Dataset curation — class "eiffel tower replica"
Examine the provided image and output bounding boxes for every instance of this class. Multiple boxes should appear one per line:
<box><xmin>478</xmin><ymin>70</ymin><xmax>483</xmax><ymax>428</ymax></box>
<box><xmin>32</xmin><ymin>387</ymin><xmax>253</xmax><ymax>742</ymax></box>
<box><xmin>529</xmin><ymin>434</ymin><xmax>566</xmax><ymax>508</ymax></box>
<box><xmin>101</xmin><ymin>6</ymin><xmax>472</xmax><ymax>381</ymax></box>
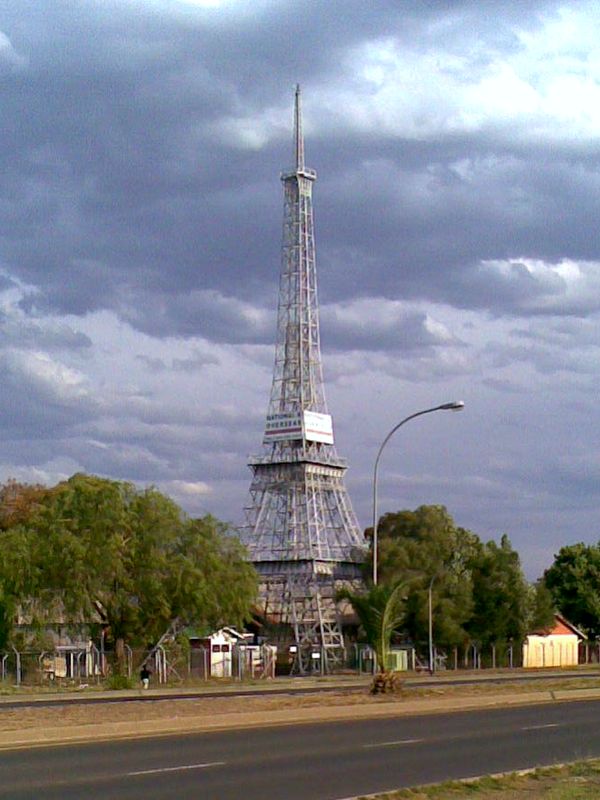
<box><xmin>240</xmin><ymin>86</ymin><xmax>366</xmax><ymax>674</ymax></box>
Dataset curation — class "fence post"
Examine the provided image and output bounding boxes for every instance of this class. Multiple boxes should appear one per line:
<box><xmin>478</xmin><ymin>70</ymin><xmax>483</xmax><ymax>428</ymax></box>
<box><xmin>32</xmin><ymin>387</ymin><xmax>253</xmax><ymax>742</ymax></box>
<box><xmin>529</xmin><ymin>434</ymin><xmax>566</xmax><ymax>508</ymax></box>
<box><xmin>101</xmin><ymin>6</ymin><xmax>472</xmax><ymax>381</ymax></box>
<box><xmin>124</xmin><ymin>644</ymin><xmax>133</xmax><ymax>678</ymax></box>
<box><xmin>12</xmin><ymin>646</ymin><xmax>21</xmax><ymax>686</ymax></box>
<box><xmin>89</xmin><ymin>644</ymin><xmax>101</xmax><ymax>683</ymax></box>
<box><xmin>38</xmin><ymin>652</ymin><xmax>47</xmax><ymax>685</ymax></box>
<box><xmin>156</xmin><ymin>645</ymin><xmax>167</xmax><ymax>683</ymax></box>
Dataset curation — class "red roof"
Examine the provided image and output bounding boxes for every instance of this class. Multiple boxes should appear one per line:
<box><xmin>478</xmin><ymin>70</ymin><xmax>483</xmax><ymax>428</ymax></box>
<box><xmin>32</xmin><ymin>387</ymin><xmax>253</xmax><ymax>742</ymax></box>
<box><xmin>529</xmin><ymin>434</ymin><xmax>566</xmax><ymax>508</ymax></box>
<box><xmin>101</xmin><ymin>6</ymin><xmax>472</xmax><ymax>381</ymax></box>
<box><xmin>530</xmin><ymin>613</ymin><xmax>585</xmax><ymax>639</ymax></box>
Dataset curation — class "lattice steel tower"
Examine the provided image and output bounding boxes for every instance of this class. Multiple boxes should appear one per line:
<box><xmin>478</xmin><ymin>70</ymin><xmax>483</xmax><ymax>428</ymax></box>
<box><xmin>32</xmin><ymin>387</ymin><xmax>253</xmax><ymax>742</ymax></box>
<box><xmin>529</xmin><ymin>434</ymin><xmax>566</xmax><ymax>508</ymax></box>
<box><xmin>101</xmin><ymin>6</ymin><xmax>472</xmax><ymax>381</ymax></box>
<box><xmin>240</xmin><ymin>86</ymin><xmax>366</xmax><ymax>673</ymax></box>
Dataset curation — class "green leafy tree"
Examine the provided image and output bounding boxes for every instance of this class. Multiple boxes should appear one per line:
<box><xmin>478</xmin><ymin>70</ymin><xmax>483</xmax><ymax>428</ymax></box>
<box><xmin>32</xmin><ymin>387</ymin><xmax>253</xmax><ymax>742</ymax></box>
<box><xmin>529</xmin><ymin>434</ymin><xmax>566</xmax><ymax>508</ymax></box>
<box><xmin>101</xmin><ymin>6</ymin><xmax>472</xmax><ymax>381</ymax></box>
<box><xmin>467</xmin><ymin>535</ymin><xmax>530</xmax><ymax>647</ymax></box>
<box><xmin>0</xmin><ymin>474</ymin><xmax>258</xmax><ymax>664</ymax></box>
<box><xmin>544</xmin><ymin>543</ymin><xmax>600</xmax><ymax>637</ymax></box>
<box><xmin>370</xmin><ymin>505</ymin><xmax>478</xmax><ymax>650</ymax></box>
<box><xmin>527</xmin><ymin>579</ymin><xmax>556</xmax><ymax>632</ymax></box>
<box><xmin>367</xmin><ymin>506</ymin><xmax>538</xmax><ymax>656</ymax></box>
<box><xmin>0</xmin><ymin>588</ymin><xmax>12</xmax><ymax>651</ymax></box>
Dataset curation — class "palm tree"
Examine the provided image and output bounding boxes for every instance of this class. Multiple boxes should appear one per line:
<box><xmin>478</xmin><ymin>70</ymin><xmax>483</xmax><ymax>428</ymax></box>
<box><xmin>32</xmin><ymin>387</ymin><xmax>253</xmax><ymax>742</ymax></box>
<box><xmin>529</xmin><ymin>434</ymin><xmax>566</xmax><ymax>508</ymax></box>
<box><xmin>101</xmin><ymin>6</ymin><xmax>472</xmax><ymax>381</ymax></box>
<box><xmin>338</xmin><ymin>580</ymin><xmax>410</xmax><ymax>693</ymax></box>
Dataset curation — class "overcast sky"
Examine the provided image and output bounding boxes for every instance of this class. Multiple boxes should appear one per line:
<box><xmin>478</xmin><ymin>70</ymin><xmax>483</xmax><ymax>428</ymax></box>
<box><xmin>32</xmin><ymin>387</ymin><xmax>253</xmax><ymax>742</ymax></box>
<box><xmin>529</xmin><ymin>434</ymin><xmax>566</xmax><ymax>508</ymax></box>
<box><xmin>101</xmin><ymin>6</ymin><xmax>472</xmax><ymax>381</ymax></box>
<box><xmin>1</xmin><ymin>0</ymin><xmax>599</xmax><ymax>577</ymax></box>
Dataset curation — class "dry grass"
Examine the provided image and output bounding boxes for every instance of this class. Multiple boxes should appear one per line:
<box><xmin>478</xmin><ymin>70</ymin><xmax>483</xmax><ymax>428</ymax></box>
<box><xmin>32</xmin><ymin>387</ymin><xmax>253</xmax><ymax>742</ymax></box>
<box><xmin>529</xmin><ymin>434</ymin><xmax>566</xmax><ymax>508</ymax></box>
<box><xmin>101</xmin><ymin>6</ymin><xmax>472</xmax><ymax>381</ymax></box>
<box><xmin>0</xmin><ymin>688</ymin><xmax>373</xmax><ymax>731</ymax></box>
<box><xmin>0</xmin><ymin>673</ymin><xmax>599</xmax><ymax>733</ymax></box>
<box><xmin>364</xmin><ymin>760</ymin><xmax>600</xmax><ymax>799</ymax></box>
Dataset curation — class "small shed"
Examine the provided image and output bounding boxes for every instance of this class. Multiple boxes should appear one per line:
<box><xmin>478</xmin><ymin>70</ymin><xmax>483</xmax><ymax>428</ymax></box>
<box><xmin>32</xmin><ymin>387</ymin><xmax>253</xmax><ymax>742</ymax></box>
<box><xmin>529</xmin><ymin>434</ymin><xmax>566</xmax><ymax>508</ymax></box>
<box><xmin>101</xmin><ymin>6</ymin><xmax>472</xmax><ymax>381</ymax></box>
<box><xmin>522</xmin><ymin>614</ymin><xmax>585</xmax><ymax>668</ymax></box>
<box><xmin>189</xmin><ymin>627</ymin><xmax>249</xmax><ymax>678</ymax></box>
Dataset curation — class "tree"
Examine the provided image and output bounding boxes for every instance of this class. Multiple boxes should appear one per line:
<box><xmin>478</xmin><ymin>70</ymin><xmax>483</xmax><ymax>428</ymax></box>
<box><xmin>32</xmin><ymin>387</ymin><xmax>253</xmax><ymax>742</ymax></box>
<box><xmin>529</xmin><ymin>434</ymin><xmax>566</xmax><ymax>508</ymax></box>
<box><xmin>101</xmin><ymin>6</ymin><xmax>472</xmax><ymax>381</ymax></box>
<box><xmin>338</xmin><ymin>580</ymin><xmax>411</xmax><ymax>693</ymax></box>
<box><xmin>467</xmin><ymin>535</ymin><xmax>530</xmax><ymax>648</ymax></box>
<box><xmin>0</xmin><ymin>474</ymin><xmax>258</xmax><ymax>664</ymax></box>
<box><xmin>544</xmin><ymin>543</ymin><xmax>600</xmax><ymax>637</ymax></box>
<box><xmin>366</xmin><ymin>506</ymin><xmax>539</xmax><ymax>659</ymax></box>
<box><xmin>0</xmin><ymin>480</ymin><xmax>47</xmax><ymax>531</ymax></box>
<box><xmin>527</xmin><ymin>579</ymin><xmax>556</xmax><ymax>633</ymax></box>
<box><xmin>369</xmin><ymin>505</ymin><xmax>478</xmax><ymax>650</ymax></box>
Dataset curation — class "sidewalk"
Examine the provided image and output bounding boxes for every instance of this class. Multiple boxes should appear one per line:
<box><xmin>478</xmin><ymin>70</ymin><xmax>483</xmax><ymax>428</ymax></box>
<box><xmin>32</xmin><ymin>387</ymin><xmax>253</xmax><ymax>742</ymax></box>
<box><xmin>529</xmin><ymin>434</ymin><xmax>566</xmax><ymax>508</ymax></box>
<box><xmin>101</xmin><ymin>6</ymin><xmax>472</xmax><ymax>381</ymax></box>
<box><xmin>2</xmin><ymin>682</ymin><xmax>600</xmax><ymax>752</ymax></box>
<box><xmin>2</xmin><ymin>667</ymin><xmax>596</xmax><ymax>707</ymax></box>
<box><xmin>0</xmin><ymin>674</ymin><xmax>370</xmax><ymax>706</ymax></box>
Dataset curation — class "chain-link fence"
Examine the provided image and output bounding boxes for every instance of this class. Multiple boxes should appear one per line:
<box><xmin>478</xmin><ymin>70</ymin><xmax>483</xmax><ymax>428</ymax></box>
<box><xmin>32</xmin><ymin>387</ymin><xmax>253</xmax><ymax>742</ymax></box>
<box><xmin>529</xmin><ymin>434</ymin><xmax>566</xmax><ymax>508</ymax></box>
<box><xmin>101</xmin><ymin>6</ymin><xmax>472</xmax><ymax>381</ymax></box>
<box><xmin>0</xmin><ymin>645</ymin><xmax>105</xmax><ymax>686</ymax></box>
<box><xmin>3</xmin><ymin>637</ymin><xmax>595</xmax><ymax>687</ymax></box>
<box><xmin>0</xmin><ymin>641</ymin><xmax>278</xmax><ymax>687</ymax></box>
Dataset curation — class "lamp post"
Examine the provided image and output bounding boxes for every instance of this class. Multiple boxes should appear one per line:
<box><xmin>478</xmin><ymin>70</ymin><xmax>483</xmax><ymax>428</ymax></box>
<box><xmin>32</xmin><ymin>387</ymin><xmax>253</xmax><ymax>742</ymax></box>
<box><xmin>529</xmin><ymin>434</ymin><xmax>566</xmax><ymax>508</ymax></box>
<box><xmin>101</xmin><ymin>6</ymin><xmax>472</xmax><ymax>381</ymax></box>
<box><xmin>372</xmin><ymin>401</ymin><xmax>464</xmax><ymax>586</ymax></box>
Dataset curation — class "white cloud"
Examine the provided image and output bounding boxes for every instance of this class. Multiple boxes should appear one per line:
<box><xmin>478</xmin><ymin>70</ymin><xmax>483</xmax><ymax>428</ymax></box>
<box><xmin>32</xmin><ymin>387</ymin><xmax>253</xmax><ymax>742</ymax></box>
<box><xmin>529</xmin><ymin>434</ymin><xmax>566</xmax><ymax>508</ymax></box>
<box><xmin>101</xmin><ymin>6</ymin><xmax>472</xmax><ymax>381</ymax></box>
<box><xmin>5</xmin><ymin>349</ymin><xmax>89</xmax><ymax>400</ymax></box>
<box><xmin>301</xmin><ymin>5</ymin><xmax>600</xmax><ymax>145</ymax></box>
<box><xmin>166</xmin><ymin>479</ymin><xmax>212</xmax><ymax>496</ymax></box>
<box><xmin>0</xmin><ymin>31</ymin><xmax>26</xmax><ymax>71</ymax></box>
<box><xmin>0</xmin><ymin>459</ymin><xmax>81</xmax><ymax>488</ymax></box>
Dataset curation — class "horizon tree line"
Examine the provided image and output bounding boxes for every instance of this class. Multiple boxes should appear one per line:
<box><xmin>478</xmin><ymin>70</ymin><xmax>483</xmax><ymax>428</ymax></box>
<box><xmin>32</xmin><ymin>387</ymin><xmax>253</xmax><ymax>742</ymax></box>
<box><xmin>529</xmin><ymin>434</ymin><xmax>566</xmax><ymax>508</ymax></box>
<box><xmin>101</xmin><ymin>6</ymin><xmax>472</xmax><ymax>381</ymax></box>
<box><xmin>0</xmin><ymin>475</ymin><xmax>598</xmax><ymax>663</ymax></box>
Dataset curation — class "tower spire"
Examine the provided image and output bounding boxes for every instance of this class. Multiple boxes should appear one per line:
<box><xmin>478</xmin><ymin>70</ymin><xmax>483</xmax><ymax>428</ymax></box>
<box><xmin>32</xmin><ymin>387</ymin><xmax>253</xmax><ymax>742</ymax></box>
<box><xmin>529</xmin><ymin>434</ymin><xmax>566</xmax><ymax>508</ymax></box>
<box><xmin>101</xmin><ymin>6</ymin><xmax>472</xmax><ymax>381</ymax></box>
<box><xmin>294</xmin><ymin>83</ymin><xmax>304</xmax><ymax>171</ymax></box>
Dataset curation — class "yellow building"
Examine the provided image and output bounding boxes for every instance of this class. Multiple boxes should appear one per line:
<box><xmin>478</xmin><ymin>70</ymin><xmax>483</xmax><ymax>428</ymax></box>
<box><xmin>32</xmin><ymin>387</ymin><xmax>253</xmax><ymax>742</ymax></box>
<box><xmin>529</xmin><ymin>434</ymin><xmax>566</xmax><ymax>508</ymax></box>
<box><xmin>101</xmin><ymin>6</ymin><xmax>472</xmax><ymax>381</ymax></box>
<box><xmin>522</xmin><ymin>614</ymin><xmax>584</xmax><ymax>668</ymax></box>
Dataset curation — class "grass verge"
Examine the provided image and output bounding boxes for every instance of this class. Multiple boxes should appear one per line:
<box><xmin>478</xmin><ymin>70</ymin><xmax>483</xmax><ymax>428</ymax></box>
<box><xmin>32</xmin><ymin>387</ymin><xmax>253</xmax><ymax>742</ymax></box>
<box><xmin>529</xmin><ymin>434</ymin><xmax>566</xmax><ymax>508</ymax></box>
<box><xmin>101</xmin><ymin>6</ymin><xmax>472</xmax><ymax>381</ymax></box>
<box><xmin>362</xmin><ymin>759</ymin><xmax>600</xmax><ymax>799</ymax></box>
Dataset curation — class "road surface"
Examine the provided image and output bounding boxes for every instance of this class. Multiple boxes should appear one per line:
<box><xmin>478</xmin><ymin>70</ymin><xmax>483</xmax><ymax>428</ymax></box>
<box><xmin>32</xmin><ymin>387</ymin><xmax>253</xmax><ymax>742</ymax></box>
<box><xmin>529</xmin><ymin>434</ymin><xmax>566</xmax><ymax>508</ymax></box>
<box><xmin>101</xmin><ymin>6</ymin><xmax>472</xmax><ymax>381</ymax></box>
<box><xmin>2</xmin><ymin>698</ymin><xmax>600</xmax><ymax>799</ymax></box>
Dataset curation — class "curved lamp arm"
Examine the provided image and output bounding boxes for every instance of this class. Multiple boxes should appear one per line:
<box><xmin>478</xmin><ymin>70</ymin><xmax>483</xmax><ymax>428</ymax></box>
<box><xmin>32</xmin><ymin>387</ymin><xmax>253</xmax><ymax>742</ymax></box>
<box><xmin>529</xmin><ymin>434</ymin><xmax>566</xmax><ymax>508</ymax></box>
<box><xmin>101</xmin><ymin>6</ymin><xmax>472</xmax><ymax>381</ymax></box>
<box><xmin>372</xmin><ymin>401</ymin><xmax>464</xmax><ymax>585</ymax></box>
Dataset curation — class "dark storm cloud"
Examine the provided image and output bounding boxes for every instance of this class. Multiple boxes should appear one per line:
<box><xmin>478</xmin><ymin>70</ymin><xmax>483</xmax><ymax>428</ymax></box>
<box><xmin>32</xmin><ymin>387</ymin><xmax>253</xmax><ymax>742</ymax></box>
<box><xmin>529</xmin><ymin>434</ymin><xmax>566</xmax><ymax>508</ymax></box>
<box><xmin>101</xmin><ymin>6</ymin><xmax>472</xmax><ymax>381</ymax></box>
<box><xmin>1</xmin><ymin>0</ymin><xmax>594</xmax><ymax>342</ymax></box>
<box><xmin>315</xmin><ymin>144</ymin><xmax>600</xmax><ymax>312</ymax></box>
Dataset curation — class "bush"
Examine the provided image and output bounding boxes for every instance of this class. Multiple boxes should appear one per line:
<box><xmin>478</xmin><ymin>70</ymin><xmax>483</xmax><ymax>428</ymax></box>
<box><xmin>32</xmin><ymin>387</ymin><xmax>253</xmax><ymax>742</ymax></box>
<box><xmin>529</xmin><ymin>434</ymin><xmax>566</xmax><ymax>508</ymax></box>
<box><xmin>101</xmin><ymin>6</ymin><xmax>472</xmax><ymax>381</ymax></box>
<box><xmin>106</xmin><ymin>674</ymin><xmax>134</xmax><ymax>690</ymax></box>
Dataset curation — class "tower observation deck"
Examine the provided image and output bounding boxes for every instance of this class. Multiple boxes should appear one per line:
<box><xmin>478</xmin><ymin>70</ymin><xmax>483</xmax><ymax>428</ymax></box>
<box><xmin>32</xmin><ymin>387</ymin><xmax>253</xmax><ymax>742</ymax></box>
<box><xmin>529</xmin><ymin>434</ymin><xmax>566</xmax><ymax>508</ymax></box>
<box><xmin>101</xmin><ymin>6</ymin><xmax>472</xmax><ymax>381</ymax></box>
<box><xmin>239</xmin><ymin>86</ymin><xmax>367</xmax><ymax>673</ymax></box>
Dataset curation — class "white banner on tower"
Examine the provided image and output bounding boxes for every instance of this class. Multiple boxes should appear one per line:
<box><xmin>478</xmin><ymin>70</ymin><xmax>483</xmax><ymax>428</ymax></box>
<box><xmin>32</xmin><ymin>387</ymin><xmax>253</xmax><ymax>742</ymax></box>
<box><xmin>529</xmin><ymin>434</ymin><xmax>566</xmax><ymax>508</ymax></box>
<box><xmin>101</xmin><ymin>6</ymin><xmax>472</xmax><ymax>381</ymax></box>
<box><xmin>303</xmin><ymin>410</ymin><xmax>334</xmax><ymax>444</ymax></box>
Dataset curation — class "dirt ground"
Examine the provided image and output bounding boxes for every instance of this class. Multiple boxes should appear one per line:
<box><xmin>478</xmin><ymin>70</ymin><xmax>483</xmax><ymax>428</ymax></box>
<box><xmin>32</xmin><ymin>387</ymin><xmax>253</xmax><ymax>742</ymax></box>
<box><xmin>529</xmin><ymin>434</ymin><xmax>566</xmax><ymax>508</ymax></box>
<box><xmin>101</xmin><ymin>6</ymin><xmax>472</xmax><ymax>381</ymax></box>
<box><xmin>0</xmin><ymin>688</ymin><xmax>379</xmax><ymax>731</ymax></box>
<box><xmin>1</xmin><ymin>676</ymin><xmax>599</xmax><ymax>733</ymax></box>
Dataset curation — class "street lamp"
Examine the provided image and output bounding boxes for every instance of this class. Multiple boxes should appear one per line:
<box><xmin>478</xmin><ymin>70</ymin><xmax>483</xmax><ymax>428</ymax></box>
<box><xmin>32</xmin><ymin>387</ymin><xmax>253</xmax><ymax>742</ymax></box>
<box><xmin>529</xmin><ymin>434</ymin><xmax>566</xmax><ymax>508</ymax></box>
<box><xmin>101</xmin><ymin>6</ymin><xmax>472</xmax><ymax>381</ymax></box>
<box><xmin>371</xmin><ymin>401</ymin><xmax>464</xmax><ymax>586</ymax></box>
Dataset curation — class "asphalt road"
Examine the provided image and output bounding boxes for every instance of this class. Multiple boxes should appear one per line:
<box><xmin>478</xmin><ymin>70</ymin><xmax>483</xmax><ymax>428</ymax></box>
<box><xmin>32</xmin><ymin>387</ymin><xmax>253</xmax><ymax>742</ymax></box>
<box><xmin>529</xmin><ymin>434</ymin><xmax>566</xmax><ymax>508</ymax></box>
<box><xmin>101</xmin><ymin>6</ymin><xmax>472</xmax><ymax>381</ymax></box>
<box><xmin>2</xmin><ymin>699</ymin><xmax>600</xmax><ymax>799</ymax></box>
<box><xmin>0</xmin><ymin>701</ymin><xmax>600</xmax><ymax>800</ymax></box>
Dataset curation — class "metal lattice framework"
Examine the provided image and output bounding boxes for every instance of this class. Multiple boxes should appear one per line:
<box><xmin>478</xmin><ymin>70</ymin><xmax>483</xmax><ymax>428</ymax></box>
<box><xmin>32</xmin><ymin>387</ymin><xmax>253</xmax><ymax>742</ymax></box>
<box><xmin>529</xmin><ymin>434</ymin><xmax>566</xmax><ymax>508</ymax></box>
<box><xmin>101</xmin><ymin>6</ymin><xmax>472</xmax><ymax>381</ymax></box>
<box><xmin>239</xmin><ymin>86</ymin><xmax>367</xmax><ymax>673</ymax></box>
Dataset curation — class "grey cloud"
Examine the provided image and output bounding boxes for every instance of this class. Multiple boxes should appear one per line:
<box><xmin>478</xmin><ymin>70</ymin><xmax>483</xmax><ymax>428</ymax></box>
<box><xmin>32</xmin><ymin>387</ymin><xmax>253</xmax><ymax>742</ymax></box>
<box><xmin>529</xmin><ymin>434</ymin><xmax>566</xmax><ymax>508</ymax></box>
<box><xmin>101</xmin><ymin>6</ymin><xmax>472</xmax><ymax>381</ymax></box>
<box><xmin>481</xmin><ymin>378</ymin><xmax>529</xmax><ymax>394</ymax></box>
<box><xmin>321</xmin><ymin>300</ymin><xmax>459</xmax><ymax>352</ymax></box>
<box><xmin>0</xmin><ymin>351</ymin><xmax>96</xmax><ymax>443</ymax></box>
<box><xmin>456</xmin><ymin>259</ymin><xmax>600</xmax><ymax>318</ymax></box>
<box><xmin>172</xmin><ymin>349</ymin><xmax>220</xmax><ymax>371</ymax></box>
<box><xmin>1</xmin><ymin>0</ymin><xmax>595</xmax><ymax>337</ymax></box>
<box><xmin>135</xmin><ymin>355</ymin><xmax>167</xmax><ymax>372</ymax></box>
<box><xmin>483</xmin><ymin>337</ymin><xmax>600</xmax><ymax>376</ymax></box>
<box><xmin>0</xmin><ymin>313</ymin><xmax>92</xmax><ymax>351</ymax></box>
<box><xmin>123</xmin><ymin>289</ymin><xmax>272</xmax><ymax>342</ymax></box>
